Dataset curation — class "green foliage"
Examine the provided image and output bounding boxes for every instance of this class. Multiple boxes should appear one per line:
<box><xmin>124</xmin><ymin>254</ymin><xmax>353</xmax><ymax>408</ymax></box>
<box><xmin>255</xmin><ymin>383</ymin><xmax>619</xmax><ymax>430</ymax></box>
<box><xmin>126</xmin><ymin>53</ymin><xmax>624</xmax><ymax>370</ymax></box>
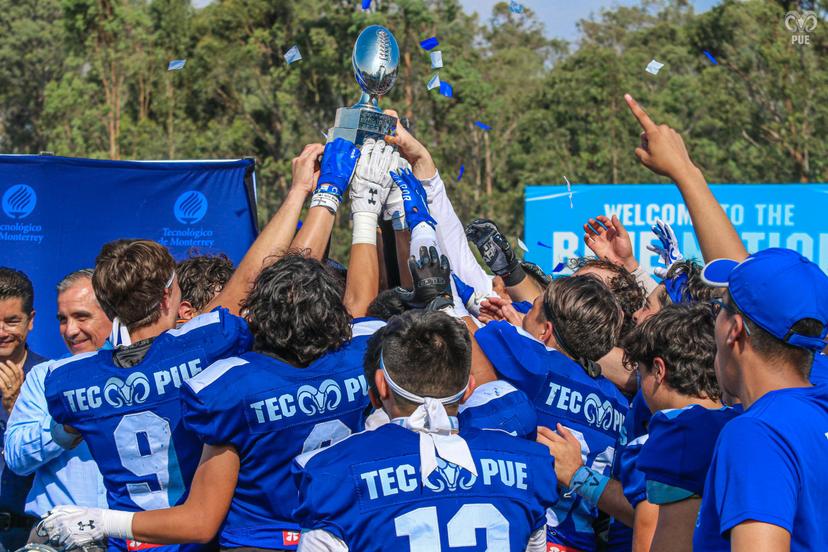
<box><xmin>0</xmin><ymin>0</ymin><xmax>825</xmax><ymax>261</ymax></box>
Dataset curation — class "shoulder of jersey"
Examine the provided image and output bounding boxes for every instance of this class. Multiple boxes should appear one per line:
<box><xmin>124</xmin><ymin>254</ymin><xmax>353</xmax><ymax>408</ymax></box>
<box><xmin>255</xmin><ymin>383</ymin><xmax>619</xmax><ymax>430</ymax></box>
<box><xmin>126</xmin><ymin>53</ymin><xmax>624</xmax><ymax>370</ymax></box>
<box><xmin>464</xmin><ymin>425</ymin><xmax>549</xmax><ymax>458</ymax></box>
<box><xmin>295</xmin><ymin>425</ymin><xmax>390</xmax><ymax>471</ymax></box>
<box><xmin>350</xmin><ymin>317</ymin><xmax>386</xmax><ymax>338</ymax></box>
<box><xmin>166</xmin><ymin>309</ymin><xmax>224</xmax><ymax>338</ymax></box>
<box><xmin>650</xmin><ymin>404</ymin><xmax>737</xmax><ymax>436</ymax></box>
<box><xmin>46</xmin><ymin>351</ymin><xmax>101</xmax><ymax>374</ymax></box>
<box><xmin>186</xmin><ymin>356</ymin><xmax>249</xmax><ymax>394</ymax></box>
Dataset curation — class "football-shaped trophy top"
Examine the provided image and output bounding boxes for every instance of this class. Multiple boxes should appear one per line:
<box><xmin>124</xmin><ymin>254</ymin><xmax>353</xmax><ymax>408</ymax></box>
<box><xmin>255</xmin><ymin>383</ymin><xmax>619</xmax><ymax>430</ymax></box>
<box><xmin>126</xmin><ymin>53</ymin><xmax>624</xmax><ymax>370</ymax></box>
<box><xmin>352</xmin><ymin>25</ymin><xmax>400</xmax><ymax>100</ymax></box>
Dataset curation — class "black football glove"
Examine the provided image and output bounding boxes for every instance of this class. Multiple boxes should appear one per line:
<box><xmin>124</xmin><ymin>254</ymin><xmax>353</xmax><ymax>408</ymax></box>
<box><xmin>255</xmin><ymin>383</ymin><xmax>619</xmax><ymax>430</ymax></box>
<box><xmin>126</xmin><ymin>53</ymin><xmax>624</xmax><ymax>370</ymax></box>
<box><xmin>464</xmin><ymin>218</ymin><xmax>524</xmax><ymax>284</ymax></box>
<box><xmin>393</xmin><ymin>246</ymin><xmax>453</xmax><ymax>310</ymax></box>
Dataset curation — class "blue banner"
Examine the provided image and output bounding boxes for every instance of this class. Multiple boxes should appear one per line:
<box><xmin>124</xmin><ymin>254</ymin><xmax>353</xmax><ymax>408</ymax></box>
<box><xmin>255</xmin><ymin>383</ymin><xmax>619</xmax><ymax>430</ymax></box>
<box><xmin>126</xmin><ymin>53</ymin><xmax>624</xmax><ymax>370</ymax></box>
<box><xmin>524</xmin><ymin>183</ymin><xmax>828</xmax><ymax>276</ymax></box>
<box><xmin>0</xmin><ymin>155</ymin><xmax>258</xmax><ymax>358</ymax></box>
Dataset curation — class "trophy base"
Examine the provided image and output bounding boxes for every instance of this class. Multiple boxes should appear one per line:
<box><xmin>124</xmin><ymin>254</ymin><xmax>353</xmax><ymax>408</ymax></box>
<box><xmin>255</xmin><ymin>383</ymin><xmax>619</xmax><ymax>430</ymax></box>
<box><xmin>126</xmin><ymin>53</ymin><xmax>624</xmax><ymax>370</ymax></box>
<box><xmin>328</xmin><ymin>106</ymin><xmax>398</xmax><ymax>146</ymax></box>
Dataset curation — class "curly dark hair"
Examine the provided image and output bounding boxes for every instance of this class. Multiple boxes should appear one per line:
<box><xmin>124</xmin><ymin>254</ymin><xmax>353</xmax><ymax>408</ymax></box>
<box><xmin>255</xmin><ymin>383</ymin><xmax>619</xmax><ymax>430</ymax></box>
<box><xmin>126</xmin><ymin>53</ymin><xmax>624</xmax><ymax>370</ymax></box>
<box><xmin>570</xmin><ymin>257</ymin><xmax>645</xmax><ymax>339</ymax></box>
<box><xmin>543</xmin><ymin>275</ymin><xmax>624</xmax><ymax>363</ymax></box>
<box><xmin>367</xmin><ymin>310</ymin><xmax>471</xmax><ymax>411</ymax></box>
<box><xmin>177</xmin><ymin>254</ymin><xmax>234</xmax><ymax>312</ymax></box>
<box><xmin>656</xmin><ymin>259</ymin><xmax>722</xmax><ymax>308</ymax></box>
<box><xmin>367</xmin><ymin>289</ymin><xmax>409</xmax><ymax>320</ymax></box>
<box><xmin>622</xmin><ymin>303</ymin><xmax>720</xmax><ymax>401</ymax></box>
<box><xmin>242</xmin><ymin>253</ymin><xmax>351</xmax><ymax>367</ymax></box>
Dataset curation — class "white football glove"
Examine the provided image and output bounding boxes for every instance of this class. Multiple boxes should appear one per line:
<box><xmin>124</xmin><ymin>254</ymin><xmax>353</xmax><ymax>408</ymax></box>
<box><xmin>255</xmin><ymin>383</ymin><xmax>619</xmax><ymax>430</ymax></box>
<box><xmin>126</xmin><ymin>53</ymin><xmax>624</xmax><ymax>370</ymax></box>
<box><xmin>383</xmin><ymin>157</ymin><xmax>410</xmax><ymax>230</ymax></box>
<box><xmin>646</xmin><ymin>218</ymin><xmax>684</xmax><ymax>279</ymax></box>
<box><xmin>350</xmin><ymin>138</ymin><xmax>398</xmax><ymax>217</ymax></box>
<box><xmin>39</xmin><ymin>506</ymin><xmax>133</xmax><ymax>550</ymax></box>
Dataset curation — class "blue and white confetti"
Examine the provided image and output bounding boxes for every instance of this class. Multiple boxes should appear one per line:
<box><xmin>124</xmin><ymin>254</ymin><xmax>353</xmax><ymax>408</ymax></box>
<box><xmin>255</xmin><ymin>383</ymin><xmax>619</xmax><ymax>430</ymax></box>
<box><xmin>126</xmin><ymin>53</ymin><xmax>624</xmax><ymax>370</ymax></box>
<box><xmin>284</xmin><ymin>45</ymin><xmax>302</xmax><ymax>65</ymax></box>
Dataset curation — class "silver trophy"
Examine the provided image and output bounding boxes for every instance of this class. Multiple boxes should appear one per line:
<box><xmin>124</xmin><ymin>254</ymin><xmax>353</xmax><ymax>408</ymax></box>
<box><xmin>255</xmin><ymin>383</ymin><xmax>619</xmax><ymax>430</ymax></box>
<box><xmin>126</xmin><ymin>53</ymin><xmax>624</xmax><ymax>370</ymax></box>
<box><xmin>328</xmin><ymin>25</ymin><xmax>400</xmax><ymax>145</ymax></box>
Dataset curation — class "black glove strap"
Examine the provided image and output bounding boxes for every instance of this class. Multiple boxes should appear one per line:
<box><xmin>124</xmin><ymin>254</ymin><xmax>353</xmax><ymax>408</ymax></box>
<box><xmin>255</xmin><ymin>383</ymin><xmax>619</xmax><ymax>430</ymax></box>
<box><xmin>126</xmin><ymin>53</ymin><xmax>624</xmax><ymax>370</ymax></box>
<box><xmin>503</xmin><ymin>264</ymin><xmax>527</xmax><ymax>287</ymax></box>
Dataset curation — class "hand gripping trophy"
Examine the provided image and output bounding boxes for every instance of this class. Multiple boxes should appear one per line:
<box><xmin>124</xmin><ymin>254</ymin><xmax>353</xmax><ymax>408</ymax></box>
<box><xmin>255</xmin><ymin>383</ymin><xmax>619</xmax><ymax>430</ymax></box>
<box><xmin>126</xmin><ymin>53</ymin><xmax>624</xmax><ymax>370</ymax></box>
<box><xmin>327</xmin><ymin>25</ymin><xmax>400</xmax><ymax>145</ymax></box>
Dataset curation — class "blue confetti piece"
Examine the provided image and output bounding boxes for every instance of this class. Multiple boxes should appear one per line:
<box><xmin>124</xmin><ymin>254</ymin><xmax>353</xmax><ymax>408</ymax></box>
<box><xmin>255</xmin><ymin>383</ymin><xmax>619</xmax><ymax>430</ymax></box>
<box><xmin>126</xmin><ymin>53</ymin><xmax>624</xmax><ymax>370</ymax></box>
<box><xmin>703</xmin><ymin>50</ymin><xmax>718</xmax><ymax>65</ymax></box>
<box><xmin>552</xmin><ymin>262</ymin><xmax>566</xmax><ymax>273</ymax></box>
<box><xmin>457</xmin><ymin>164</ymin><xmax>464</xmax><ymax>181</ymax></box>
<box><xmin>509</xmin><ymin>0</ymin><xmax>524</xmax><ymax>14</ymax></box>
<box><xmin>420</xmin><ymin>37</ymin><xmax>439</xmax><ymax>51</ymax></box>
<box><xmin>536</xmin><ymin>241</ymin><xmax>553</xmax><ymax>249</ymax></box>
<box><xmin>167</xmin><ymin>59</ymin><xmax>186</xmax><ymax>71</ymax></box>
<box><xmin>283</xmin><ymin>45</ymin><xmax>302</xmax><ymax>65</ymax></box>
<box><xmin>361</xmin><ymin>0</ymin><xmax>371</xmax><ymax>9</ymax></box>
<box><xmin>296</xmin><ymin>220</ymin><xmax>303</xmax><ymax>230</ymax></box>
<box><xmin>474</xmin><ymin>121</ymin><xmax>491</xmax><ymax>131</ymax></box>
<box><xmin>439</xmin><ymin>81</ymin><xmax>453</xmax><ymax>98</ymax></box>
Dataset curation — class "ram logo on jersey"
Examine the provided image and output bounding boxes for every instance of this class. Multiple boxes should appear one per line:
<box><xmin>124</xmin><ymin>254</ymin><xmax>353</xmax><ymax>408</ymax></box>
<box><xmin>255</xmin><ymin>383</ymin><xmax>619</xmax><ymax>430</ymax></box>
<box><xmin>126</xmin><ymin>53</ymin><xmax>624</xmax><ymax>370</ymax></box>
<box><xmin>104</xmin><ymin>373</ymin><xmax>152</xmax><ymax>407</ymax></box>
<box><xmin>297</xmin><ymin>379</ymin><xmax>342</xmax><ymax>415</ymax></box>
<box><xmin>425</xmin><ymin>458</ymin><xmax>477</xmax><ymax>492</ymax></box>
<box><xmin>248</xmin><ymin>375</ymin><xmax>368</xmax><ymax>425</ymax></box>
<box><xmin>544</xmin><ymin>382</ymin><xmax>626</xmax><ymax>438</ymax></box>
<box><xmin>61</xmin><ymin>359</ymin><xmax>204</xmax><ymax>413</ymax></box>
<box><xmin>359</xmin><ymin>457</ymin><xmax>528</xmax><ymax>501</ymax></box>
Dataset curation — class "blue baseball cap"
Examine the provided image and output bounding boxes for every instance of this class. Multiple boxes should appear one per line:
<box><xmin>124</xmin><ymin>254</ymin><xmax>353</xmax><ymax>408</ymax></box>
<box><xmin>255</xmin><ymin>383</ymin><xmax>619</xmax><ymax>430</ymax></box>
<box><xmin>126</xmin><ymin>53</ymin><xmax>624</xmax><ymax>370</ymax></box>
<box><xmin>701</xmin><ymin>248</ymin><xmax>828</xmax><ymax>351</ymax></box>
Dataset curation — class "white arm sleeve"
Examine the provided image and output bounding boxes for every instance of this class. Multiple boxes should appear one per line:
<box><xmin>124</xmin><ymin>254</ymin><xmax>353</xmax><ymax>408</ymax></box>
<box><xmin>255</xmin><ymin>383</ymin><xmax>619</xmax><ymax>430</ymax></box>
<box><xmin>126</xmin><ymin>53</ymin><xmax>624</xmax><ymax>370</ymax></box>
<box><xmin>421</xmin><ymin>170</ymin><xmax>492</xmax><ymax>296</ymax></box>
<box><xmin>632</xmin><ymin>265</ymin><xmax>659</xmax><ymax>296</ymax></box>
<box><xmin>298</xmin><ymin>529</ymin><xmax>349</xmax><ymax>552</ymax></box>
<box><xmin>525</xmin><ymin>527</ymin><xmax>547</xmax><ymax>552</ymax></box>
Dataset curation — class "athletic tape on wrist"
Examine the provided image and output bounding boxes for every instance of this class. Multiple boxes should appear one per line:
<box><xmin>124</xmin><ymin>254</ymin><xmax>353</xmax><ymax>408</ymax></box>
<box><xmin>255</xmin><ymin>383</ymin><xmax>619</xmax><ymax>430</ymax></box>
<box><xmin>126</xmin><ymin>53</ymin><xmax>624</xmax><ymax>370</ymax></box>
<box><xmin>565</xmin><ymin>465</ymin><xmax>610</xmax><ymax>507</ymax></box>
<box><xmin>352</xmin><ymin>212</ymin><xmax>379</xmax><ymax>245</ymax></box>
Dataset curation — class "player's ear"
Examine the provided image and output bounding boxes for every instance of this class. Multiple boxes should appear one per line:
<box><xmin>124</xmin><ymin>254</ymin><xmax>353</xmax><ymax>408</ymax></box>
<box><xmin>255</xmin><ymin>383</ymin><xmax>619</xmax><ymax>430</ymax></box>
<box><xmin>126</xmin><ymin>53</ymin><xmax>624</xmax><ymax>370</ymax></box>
<box><xmin>540</xmin><ymin>320</ymin><xmax>554</xmax><ymax>345</ymax></box>
<box><xmin>368</xmin><ymin>384</ymin><xmax>383</xmax><ymax>409</ymax></box>
<box><xmin>461</xmin><ymin>374</ymin><xmax>476</xmax><ymax>404</ymax></box>
<box><xmin>178</xmin><ymin>300</ymin><xmax>197</xmax><ymax>321</ymax></box>
<box><xmin>652</xmin><ymin>357</ymin><xmax>667</xmax><ymax>384</ymax></box>
<box><xmin>374</xmin><ymin>370</ymin><xmax>390</xmax><ymax>401</ymax></box>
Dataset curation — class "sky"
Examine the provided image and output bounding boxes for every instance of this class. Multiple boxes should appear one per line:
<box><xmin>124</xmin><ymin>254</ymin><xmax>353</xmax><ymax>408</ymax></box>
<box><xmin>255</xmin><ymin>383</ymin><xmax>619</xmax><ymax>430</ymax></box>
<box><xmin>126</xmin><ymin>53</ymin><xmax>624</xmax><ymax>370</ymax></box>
<box><xmin>191</xmin><ymin>0</ymin><xmax>722</xmax><ymax>42</ymax></box>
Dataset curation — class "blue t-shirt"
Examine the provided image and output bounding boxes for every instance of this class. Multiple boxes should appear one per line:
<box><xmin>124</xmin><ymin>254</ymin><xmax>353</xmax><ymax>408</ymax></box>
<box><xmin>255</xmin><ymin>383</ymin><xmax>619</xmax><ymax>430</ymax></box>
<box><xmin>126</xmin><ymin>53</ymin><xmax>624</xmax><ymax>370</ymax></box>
<box><xmin>475</xmin><ymin>321</ymin><xmax>629</xmax><ymax>552</ymax></box>
<box><xmin>45</xmin><ymin>309</ymin><xmax>252</xmax><ymax>552</ymax></box>
<box><xmin>181</xmin><ymin>318</ymin><xmax>383</xmax><ymax>550</ymax></box>
<box><xmin>811</xmin><ymin>353</ymin><xmax>828</xmax><ymax>386</ymax></box>
<box><xmin>694</xmin><ymin>386</ymin><xmax>828</xmax><ymax>551</ymax></box>
<box><xmin>458</xmin><ymin>380</ymin><xmax>538</xmax><ymax>440</ymax></box>
<box><xmin>292</xmin><ymin>422</ymin><xmax>558</xmax><ymax>551</ymax></box>
<box><xmin>638</xmin><ymin>405</ymin><xmax>739</xmax><ymax>504</ymax></box>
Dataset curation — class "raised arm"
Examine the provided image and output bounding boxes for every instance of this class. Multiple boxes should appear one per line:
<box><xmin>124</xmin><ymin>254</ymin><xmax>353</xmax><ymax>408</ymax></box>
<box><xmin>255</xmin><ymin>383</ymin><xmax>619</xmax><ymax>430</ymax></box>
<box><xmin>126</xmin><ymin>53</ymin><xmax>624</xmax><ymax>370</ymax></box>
<box><xmin>384</xmin><ymin>110</ymin><xmax>493</xmax><ymax>295</ymax></box>
<box><xmin>205</xmin><ymin>144</ymin><xmax>324</xmax><ymax>315</ymax></box>
<box><xmin>624</xmin><ymin>94</ymin><xmax>747</xmax><ymax>262</ymax></box>
<box><xmin>342</xmin><ymin>139</ymin><xmax>396</xmax><ymax>317</ymax></box>
<box><xmin>291</xmin><ymin>139</ymin><xmax>360</xmax><ymax>260</ymax></box>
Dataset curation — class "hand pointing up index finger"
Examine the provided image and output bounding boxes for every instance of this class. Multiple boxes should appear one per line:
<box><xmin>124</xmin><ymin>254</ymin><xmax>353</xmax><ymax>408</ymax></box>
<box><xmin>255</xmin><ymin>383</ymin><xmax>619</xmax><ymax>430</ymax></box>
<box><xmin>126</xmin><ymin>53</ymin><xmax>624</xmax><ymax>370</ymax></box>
<box><xmin>624</xmin><ymin>93</ymin><xmax>657</xmax><ymax>133</ymax></box>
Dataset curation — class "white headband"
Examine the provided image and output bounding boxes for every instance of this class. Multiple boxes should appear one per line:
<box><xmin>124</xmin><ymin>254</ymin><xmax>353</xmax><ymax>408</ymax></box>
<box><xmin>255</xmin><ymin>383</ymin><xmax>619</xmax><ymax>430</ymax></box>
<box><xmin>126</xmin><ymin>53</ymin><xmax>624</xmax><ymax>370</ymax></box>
<box><xmin>380</xmin><ymin>350</ymin><xmax>477</xmax><ymax>485</ymax></box>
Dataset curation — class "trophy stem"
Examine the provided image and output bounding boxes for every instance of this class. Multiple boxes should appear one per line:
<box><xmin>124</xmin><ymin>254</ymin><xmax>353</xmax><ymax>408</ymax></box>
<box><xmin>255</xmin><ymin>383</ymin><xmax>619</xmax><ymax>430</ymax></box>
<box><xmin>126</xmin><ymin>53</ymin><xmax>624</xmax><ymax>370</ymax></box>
<box><xmin>353</xmin><ymin>91</ymin><xmax>382</xmax><ymax>113</ymax></box>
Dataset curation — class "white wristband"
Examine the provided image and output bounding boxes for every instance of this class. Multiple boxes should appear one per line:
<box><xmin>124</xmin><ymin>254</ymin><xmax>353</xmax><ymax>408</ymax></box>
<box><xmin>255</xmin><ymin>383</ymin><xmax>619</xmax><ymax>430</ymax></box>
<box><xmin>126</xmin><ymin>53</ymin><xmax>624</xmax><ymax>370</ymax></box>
<box><xmin>632</xmin><ymin>265</ymin><xmax>659</xmax><ymax>296</ymax></box>
<box><xmin>103</xmin><ymin>509</ymin><xmax>135</xmax><ymax>540</ymax></box>
<box><xmin>352</xmin><ymin>212</ymin><xmax>379</xmax><ymax>245</ymax></box>
<box><xmin>310</xmin><ymin>192</ymin><xmax>340</xmax><ymax>214</ymax></box>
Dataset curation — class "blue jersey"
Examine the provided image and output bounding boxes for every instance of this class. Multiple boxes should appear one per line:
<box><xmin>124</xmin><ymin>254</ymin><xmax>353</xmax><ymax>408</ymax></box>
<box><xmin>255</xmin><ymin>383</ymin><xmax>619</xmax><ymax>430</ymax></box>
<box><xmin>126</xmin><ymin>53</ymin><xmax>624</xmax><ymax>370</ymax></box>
<box><xmin>475</xmin><ymin>321</ymin><xmax>628</xmax><ymax>552</ymax></box>
<box><xmin>694</xmin><ymin>386</ymin><xmax>828</xmax><ymax>551</ymax></box>
<box><xmin>605</xmin><ymin>391</ymin><xmax>651</xmax><ymax>552</ymax></box>
<box><xmin>45</xmin><ymin>309</ymin><xmax>252</xmax><ymax>552</ymax></box>
<box><xmin>458</xmin><ymin>380</ymin><xmax>538</xmax><ymax>440</ymax></box>
<box><xmin>638</xmin><ymin>405</ymin><xmax>739</xmax><ymax>505</ymax></box>
<box><xmin>811</xmin><ymin>353</ymin><xmax>828</xmax><ymax>386</ymax></box>
<box><xmin>181</xmin><ymin>318</ymin><xmax>382</xmax><ymax>550</ymax></box>
<box><xmin>292</xmin><ymin>421</ymin><xmax>558</xmax><ymax>551</ymax></box>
